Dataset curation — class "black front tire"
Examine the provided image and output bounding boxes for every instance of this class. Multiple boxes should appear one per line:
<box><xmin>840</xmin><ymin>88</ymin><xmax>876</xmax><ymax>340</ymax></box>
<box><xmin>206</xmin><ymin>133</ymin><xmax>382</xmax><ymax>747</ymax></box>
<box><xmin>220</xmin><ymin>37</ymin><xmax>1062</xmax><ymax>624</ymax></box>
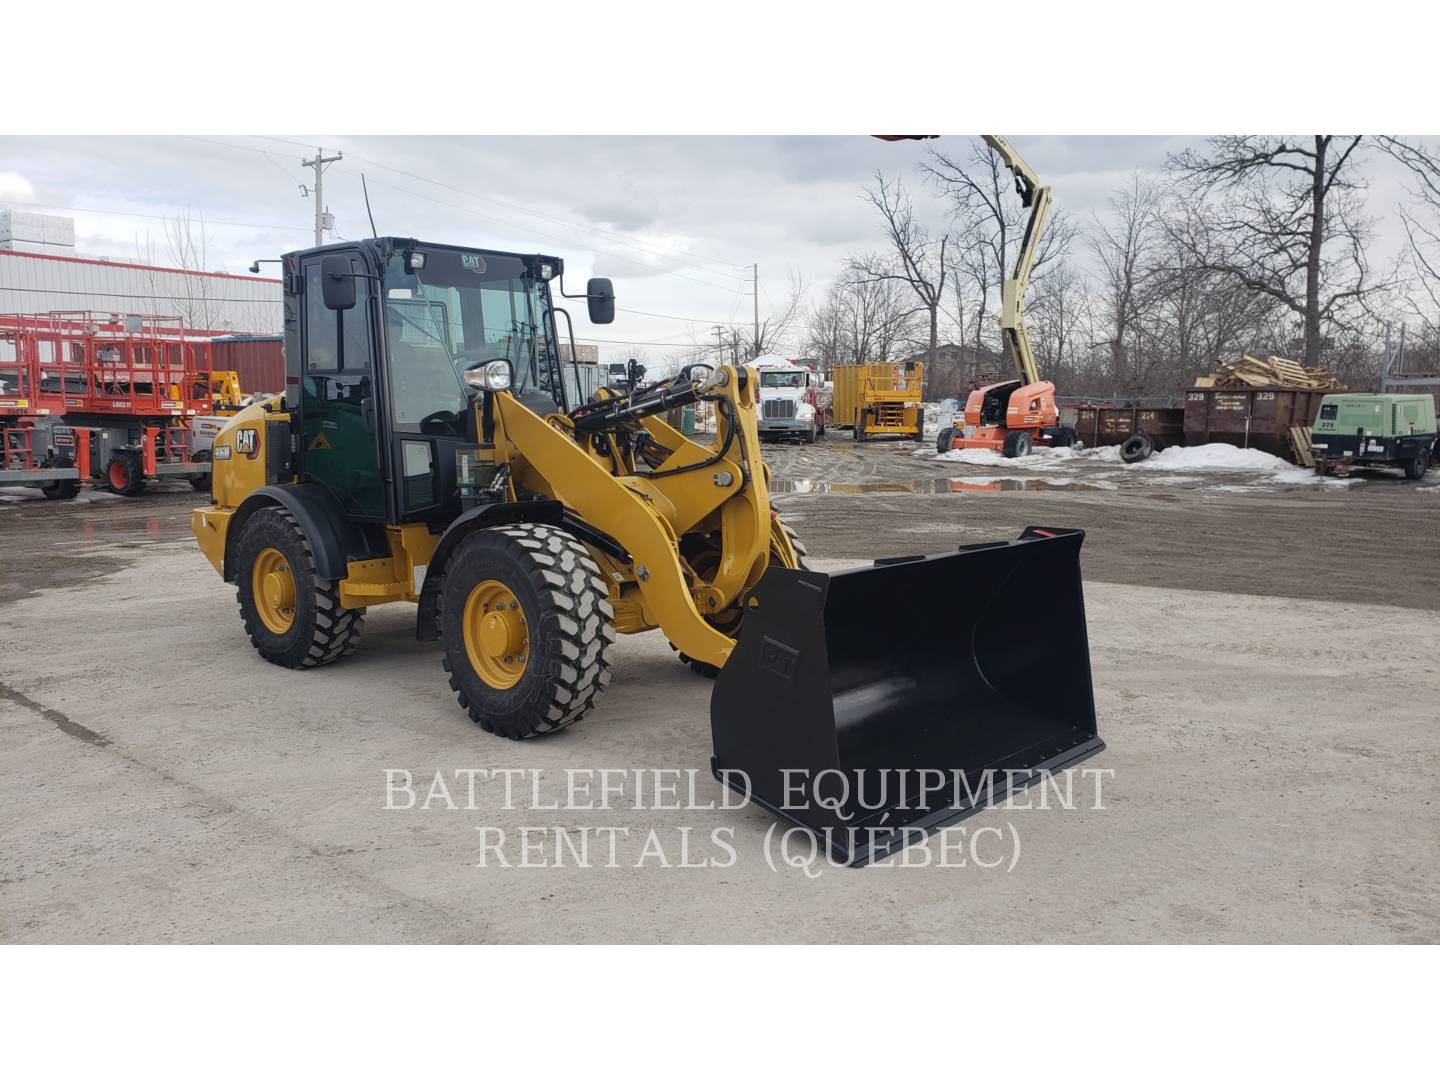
<box><xmin>234</xmin><ymin>506</ymin><xmax>364</xmax><ymax>669</ymax></box>
<box><xmin>679</xmin><ymin>518</ymin><xmax>810</xmax><ymax>678</ymax></box>
<box><xmin>1002</xmin><ymin>430</ymin><xmax>1033</xmax><ymax>458</ymax></box>
<box><xmin>441</xmin><ymin>524</ymin><xmax>615</xmax><ymax>739</ymax></box>
<box><xmin>936</xmin><ymin>426</ymin><xmax>957</xmax><ymax>454</ymax></box>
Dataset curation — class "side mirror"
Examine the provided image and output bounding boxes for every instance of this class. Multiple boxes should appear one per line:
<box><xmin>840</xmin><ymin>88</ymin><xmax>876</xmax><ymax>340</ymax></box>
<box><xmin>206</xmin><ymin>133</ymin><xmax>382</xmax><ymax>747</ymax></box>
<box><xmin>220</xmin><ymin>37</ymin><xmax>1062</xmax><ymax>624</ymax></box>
<box><xmin>586</xmin><ymin>277</ymin><xmax>615</xmax><ymax>325</ymax></box>
<box><xmin>321</xmin><ymin>254</ymin><xmax>356</xmax><ymax>311</ymax></box>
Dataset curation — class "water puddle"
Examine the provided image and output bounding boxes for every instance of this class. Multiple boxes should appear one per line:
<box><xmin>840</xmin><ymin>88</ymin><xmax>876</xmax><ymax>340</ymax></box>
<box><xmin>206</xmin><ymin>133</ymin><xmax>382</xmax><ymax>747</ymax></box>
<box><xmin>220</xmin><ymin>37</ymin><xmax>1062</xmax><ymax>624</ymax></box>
<box><xmin>770</xmin><ymin>477</ymin><xmax>1099</xmax><ymax>494</ymax></box>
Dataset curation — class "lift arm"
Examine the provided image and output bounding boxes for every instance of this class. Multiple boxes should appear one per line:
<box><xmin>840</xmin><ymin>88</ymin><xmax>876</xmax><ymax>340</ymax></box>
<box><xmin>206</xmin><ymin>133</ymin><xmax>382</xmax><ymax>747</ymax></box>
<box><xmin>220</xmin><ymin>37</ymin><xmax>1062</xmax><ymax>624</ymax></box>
<box><xmin>874</xmin><ymin>134</ymin><xmax>1051</xmax><ymax>387</ymax></box>
<box><xmin>981</xmin><ymin>135</ymin><xmax>1050</xmax><ymax>388</ymax></box>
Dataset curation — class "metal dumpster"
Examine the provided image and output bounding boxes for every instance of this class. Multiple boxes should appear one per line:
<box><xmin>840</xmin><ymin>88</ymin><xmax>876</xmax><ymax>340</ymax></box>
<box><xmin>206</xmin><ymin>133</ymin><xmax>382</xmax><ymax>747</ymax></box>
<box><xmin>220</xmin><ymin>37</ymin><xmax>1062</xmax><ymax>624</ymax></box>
<box><xmin>1183</xmin><ymin>388</ymin><xmax>1329</xmax><ymax>459</ymax></box>
<box><xmin>1073</xmin><ymin>404</ymin><xmax>1185</xmax><ymax>449</ymax></box>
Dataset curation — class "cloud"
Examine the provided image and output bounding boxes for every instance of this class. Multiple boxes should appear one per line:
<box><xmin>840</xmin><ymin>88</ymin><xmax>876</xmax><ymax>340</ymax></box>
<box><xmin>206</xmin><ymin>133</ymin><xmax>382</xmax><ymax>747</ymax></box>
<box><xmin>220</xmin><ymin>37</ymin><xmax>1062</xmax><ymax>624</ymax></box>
<box><xmin>1</xmin><ymin>134</ymin><xmax>1430</xmax><ymax>362</ymax></box>
<box><xmin>0</xmin><ymin>171</ymin><xmax>36</xmax><ymax>201</ymax></box>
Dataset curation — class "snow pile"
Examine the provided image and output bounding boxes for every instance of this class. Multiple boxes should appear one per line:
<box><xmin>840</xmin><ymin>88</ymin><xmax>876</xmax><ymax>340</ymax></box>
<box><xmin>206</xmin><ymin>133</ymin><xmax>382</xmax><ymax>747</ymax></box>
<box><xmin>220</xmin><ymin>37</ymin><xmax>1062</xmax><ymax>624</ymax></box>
<box><xmin>936</xmin><ymin>445</ymin><xmax>1084</xmax><ymax>469</ymax></box>
<box><xmin>1101</xmin><ymin>443</ymin><xmax>1298</xmax><ymax>473</ymax></box>
<box><xmin>923</xmin><ymin>399</ymin><xmax>963</xmax><ymax>435</ymax></box>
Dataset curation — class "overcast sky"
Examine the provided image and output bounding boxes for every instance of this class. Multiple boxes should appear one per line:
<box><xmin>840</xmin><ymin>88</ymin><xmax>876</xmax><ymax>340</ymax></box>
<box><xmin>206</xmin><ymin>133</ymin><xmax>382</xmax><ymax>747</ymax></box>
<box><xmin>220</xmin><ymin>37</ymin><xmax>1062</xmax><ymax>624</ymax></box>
<box><xmin>0</xmin><ymin>135</ymin><xmax>1426</xmax><ymax>362</ymax></box>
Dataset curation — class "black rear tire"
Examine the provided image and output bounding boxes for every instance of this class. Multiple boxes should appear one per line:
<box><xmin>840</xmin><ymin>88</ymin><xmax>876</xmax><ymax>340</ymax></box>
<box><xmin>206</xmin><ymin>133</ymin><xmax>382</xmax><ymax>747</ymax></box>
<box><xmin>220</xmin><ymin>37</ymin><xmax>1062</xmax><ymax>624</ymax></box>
<box><xmin>189</xmin><ymin>450</ymin><xmax>212</xmax><ymax>493</ymax></box>
<box><xmin>234</xmin><ymin>506</ymin><xmax>364</xmax><ymax>669</ymax></box>
<box><xmin>1404</xmin><ymin>450</ymin><xmax>1429</xmax><ymax>481</ymax></box>
<box><xmin>40</xmin><ymin>479</ymin><xmax>80</xmax><ymax>500</ymax></box>
<box><xmin>1120</xmin><ymin>434</ymin><xmax>1154</xmax><ymax>464</ymax></box>
<box><xmin>441</xmin><ymin>523</ymin><xmax>615</xmax><ymax>739</ymax></box>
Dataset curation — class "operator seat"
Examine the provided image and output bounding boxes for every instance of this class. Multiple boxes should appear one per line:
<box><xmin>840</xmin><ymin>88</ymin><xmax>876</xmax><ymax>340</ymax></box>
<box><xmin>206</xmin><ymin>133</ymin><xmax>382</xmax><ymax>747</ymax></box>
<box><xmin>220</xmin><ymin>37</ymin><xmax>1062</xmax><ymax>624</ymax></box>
<box><xmin>385</xmin><ymin>307</ymin><xmax>467</xmax><ymax>431</ymax></box>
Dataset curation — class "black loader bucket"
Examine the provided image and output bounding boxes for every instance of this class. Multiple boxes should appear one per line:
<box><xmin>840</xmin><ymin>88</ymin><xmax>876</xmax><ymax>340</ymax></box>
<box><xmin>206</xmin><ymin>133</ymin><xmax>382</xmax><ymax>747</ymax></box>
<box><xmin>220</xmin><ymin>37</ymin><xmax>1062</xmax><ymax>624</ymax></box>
<box><xmin>710</xmin><ymin>526</ymin><xmax>1104</xmax><ymax>867</ymax></box>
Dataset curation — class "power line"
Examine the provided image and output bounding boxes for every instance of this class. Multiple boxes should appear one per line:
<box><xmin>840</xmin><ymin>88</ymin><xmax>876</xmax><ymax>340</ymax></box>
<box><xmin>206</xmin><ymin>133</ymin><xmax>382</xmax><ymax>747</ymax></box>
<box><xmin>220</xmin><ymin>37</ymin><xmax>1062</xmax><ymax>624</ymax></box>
<box><xmin>571</xmin><ymin>333</ymin><xmax>704</xmax><ymax>347</ymax></box>
<box><xmin>170</xmin><ymin>136</ymin><xmax>763</xmax><ymax>303</ymax></box>
<box><xmin>617</xmin><ymin>305</ymin><xmax>752</xmax><ymax>326</ymax></box>
<box><xmin>354</xmin><ymin>173</ymin><xmax>743</xmax><ymax>293</ymax></box>
<box><xmin>241</xmin><ymin>134</ymin><xmax>749</xmax><ymax>276</ymax></box>
<box><xmin>246</xmin><ymin>134</ymin><xmax>320</xmax><ymax>151</ymax></box>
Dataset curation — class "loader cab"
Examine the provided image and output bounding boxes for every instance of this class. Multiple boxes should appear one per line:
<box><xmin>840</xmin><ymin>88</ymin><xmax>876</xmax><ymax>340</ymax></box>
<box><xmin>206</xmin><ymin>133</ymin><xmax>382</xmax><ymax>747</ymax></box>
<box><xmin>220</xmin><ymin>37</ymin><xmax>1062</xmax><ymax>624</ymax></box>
<box><xmin>284</xmin><ymin>238</ymin><xmax>572</xmax><ymax>526</ymax></box>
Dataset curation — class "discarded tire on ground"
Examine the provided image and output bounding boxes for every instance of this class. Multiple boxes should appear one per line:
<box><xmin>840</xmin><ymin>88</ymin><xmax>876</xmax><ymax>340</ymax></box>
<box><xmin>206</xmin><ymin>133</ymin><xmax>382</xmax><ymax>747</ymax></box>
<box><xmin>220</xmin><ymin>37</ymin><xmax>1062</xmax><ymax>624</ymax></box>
<box><xmin>1119</xmin><ymin>433</ymin><xmax>1154</xmax><ymax>464</ymax></box>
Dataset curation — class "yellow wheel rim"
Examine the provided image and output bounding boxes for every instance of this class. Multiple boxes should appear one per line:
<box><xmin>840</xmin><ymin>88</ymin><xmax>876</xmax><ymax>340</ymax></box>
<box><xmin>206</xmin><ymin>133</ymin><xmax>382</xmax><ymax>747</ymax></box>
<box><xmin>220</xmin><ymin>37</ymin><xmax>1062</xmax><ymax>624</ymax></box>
<box><xmin>252</xmin><ymin>546</ymin><xmax>297</xmax><ymax>634</ymax></box>
<box><xmin>463</xmin><ymin>579</ymin><xmax>528</xmax><ymax>689</ymax></box>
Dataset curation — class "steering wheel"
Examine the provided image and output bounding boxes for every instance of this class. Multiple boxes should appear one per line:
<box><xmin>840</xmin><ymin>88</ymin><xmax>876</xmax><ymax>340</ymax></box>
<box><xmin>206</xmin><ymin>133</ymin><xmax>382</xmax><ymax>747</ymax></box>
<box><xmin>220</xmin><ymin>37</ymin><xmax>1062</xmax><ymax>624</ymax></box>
<box><xmin>418</xmin><ymin>411</ymin><xmax>457</xmax><ymax>435</ymax></box>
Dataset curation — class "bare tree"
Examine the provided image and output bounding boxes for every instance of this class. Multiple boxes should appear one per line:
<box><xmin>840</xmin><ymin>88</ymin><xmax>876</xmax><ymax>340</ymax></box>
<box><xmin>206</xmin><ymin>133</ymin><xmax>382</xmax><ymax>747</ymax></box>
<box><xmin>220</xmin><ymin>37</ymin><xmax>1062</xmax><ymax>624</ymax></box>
<box><xmin>1088</xmin><ymin>174</ymin><xmax>1164</xmax><ymax>386</ymax></box>
<box><xmin>741</xmin><ymin>271</ymin><xmax>806</xmax><ymax>358</ymax></box>
<box><xmin>807</xmin><ymin>264</ymin><xmax>920</xmax><ymax>371</ymax></box>
<box><xmin>1378</xmin><ymin>138</ymin><xmax>1440</xmax><ymax>366</ymax></box>
<box><xmin>850</xmin><ymin>173</ymin><xmax>947</xmax><ymax>376</ymax></box>
<box><xmin>1029</xmin><ymin>267</ymin><xmax>1093</xmax><ymax>380</ymax></box>
<box><xmin>923</xmin><ymin>140</ymin><xmax>1075</xmax><ymax>360</ymax></box>
<box><xmin>134</xmin><ymin>207</ymin><xmax>229</xmax><ymax>330</ymax></box>
<box><xmin>1166</xmin><ymin>136</ymin><xmax>1381</xmax><ymax>364</ymax></box>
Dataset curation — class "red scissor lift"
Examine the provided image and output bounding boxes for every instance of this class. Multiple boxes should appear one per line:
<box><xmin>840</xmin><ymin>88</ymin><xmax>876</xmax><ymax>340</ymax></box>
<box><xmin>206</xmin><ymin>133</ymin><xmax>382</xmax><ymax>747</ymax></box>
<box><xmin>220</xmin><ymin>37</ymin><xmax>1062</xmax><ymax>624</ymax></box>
<box><xmin>0</xmin><ymin>311</ymin><xmax>218</xmax><ymax>498</ymax></box>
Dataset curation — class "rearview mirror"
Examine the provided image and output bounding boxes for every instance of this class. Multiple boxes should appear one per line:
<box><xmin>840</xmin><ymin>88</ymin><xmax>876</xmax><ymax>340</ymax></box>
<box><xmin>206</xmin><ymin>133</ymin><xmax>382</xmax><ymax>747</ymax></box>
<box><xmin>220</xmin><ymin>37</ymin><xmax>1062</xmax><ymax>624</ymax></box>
<box><xmin>321</xmin><ymin>255</ymin><xmax>356</xmax><ymax>311</ymax></box>
<box><xmin>586</xmin><ymin>277</ymin><xmax>615</xmax><ymax>324</ymax></box>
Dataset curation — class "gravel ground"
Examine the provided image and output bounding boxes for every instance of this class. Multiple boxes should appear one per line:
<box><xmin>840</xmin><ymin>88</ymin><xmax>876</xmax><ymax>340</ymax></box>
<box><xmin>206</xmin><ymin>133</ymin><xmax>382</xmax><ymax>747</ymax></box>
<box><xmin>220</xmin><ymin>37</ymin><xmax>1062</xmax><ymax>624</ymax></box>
<box><xmin>761</xmin><ymin>436</ymin><xmax>1440</xmax><ymax>611</ymax></box>
<box><xmin>1</xmin><ymin>444</ymin><xmax>1437</xmax><ymax>943</ymax></box>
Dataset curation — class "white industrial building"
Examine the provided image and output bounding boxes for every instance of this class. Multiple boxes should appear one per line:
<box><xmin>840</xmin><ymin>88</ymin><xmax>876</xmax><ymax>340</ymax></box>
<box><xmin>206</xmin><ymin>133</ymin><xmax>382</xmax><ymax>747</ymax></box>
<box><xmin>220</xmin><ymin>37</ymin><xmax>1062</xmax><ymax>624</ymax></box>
<box><xmin>0</xmin><ymin>210</ymin><xmax>282</xmax><ymax>334</ymax></box>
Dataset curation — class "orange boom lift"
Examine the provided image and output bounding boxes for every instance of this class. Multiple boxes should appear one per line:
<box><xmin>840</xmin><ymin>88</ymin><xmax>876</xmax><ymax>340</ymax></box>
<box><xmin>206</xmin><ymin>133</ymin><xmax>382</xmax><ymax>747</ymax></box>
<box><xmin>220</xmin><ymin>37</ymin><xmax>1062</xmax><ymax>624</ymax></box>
<box><xmin>921</xmin><ymin>136</ymin><xmax>1078</xmax><ymax>457</ymax></box>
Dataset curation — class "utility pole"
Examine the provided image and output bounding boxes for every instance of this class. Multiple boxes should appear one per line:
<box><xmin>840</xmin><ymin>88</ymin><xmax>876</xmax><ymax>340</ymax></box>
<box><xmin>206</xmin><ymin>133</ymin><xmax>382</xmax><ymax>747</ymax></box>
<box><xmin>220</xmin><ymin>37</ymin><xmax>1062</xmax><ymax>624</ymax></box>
<box><xmin>752</xmin><ymin>263</ymin><xmax>759</xmax><ymax>358</ymax></box>
<box><xmin>301</xmin><ymin>147</ymin><xmax>343</xmax><ymax>246</ymax></box>
<box><xmin>712</xmin><ymin>325</ymin><xmax>726</xmax><ymax>361</ymax></box>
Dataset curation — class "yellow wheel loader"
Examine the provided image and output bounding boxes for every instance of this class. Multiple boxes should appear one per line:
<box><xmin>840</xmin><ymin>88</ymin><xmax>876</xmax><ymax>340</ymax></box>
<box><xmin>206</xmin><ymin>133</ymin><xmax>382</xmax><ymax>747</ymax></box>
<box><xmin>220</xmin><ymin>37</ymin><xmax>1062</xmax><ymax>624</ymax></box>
<box><xmin>192</xmin><ymin>236</ymin><xmax>1103</xmax><ymax>865</ymax></box>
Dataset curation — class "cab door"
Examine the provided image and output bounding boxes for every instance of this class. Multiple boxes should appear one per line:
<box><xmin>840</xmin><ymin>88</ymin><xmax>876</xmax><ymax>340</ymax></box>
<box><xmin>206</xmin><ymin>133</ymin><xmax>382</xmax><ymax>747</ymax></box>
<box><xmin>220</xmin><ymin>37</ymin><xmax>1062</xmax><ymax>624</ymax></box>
<box><xmin>297</xmin><ymin>250</ymin><xmax>386</xmax><ymax>519</ymax></box>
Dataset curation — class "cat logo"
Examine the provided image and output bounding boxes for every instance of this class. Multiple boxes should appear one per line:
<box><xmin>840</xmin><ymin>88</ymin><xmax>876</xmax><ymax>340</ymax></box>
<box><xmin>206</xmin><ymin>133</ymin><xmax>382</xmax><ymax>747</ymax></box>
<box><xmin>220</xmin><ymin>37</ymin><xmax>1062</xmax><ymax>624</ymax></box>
<box><xmin>462</xmin><ymin>254</ymin><xmax>487</xmax><ymax>273</ymax></box>
<box><xmin>307</xmin><ymin>431</ymin><xmax>333</xmax><ymax>451</ymax></box>
<box><xmin>236</xmin><ymin>428</ymin><xmax>260</xmax><ymax>458</ymax></box>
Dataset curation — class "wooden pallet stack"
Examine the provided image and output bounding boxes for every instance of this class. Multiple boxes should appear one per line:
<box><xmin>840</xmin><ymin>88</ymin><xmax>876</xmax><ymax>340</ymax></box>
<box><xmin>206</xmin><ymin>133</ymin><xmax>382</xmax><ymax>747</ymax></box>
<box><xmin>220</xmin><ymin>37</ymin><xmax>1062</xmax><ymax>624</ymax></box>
<box><xmin>1193</xmin><ymin>354</ymin><xmax>1345</xmax><ymax>390</ymax></box>
<box><xmin>1288</xmin><ymin>425</ymin><xmax>1316</xmax><ymax>467</ymax></box>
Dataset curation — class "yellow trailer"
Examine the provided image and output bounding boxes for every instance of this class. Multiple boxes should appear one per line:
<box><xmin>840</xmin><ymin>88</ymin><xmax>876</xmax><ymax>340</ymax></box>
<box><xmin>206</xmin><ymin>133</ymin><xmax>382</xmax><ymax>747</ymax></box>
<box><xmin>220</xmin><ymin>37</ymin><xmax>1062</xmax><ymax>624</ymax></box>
<box><xmin>832</xmin><ymin>361</ymin><xmax>925</xmax><ymax>440</ymax></box>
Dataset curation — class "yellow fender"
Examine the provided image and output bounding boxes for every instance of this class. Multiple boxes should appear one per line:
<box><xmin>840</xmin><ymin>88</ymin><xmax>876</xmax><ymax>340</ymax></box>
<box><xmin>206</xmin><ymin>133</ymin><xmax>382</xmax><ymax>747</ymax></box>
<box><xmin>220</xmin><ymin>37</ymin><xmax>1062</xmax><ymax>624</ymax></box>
<box><xmin>494</xmin><ymin>393</ymin><xmax>739</xmax><ymax>667</ymax></box>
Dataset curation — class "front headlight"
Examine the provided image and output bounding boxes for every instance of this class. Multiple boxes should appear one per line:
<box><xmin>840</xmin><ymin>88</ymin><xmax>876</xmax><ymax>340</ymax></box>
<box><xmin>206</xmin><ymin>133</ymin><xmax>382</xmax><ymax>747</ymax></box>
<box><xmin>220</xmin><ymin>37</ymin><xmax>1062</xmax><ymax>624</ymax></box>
<box><xmin>795</xmin><ymin>402</ymin><xmax>815</xmax><ymax>420</ymax></box>
<box><xmin>464</xmin><ymin>360</ymin><xmax>512</xmax><ymax>392</ymax></box>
